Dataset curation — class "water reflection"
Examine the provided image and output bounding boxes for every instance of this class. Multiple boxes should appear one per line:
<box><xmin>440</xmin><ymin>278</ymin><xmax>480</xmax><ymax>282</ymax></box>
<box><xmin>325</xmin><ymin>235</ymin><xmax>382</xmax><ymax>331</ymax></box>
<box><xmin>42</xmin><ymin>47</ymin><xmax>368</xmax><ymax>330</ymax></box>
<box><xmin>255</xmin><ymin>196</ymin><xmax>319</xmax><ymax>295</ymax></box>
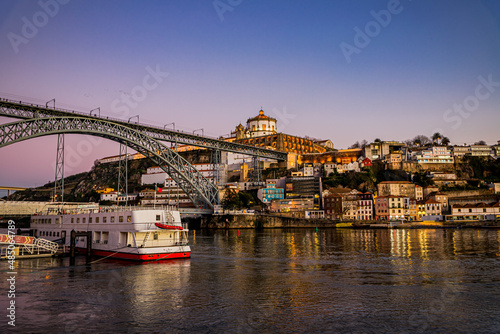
<box><xmin>1</xmin><ymin>228</ymin><xmax>499</xmax><ymax>333</ymax></box>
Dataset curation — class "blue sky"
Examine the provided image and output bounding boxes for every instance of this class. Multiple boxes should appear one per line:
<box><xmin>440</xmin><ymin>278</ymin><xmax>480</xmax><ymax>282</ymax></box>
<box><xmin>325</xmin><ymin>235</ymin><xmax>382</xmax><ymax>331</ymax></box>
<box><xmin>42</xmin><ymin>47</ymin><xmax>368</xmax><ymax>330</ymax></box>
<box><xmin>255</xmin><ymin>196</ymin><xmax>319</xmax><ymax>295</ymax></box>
<box><xmin>1</xmin><ymin>0</ymin><xmax>500</xmax><ymax>190</ymax></box>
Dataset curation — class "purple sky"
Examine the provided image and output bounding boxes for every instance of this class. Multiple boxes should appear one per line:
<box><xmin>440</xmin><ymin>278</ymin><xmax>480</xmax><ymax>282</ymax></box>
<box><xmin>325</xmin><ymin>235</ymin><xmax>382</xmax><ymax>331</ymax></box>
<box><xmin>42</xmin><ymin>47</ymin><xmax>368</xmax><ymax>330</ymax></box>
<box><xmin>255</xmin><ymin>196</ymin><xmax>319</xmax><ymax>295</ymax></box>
<box><xmin>1</xmin><ymin>0</ymin><xmax>500</xmax><ymax>192</ymax></box>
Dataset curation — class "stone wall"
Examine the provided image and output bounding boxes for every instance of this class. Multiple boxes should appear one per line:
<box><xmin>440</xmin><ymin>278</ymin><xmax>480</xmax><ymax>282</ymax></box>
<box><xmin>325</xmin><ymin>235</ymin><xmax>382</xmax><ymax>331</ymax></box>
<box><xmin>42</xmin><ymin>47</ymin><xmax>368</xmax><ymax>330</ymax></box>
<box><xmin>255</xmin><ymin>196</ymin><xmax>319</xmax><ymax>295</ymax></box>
<box><xmin>202</xmin><ymin>214</ymin><xmax>338</xmax><ymax>229</ymax></box>
<box><xmin>443</xmin><ymin>189</ymin><xmax>494</xmax><ymax>198</ymax></box>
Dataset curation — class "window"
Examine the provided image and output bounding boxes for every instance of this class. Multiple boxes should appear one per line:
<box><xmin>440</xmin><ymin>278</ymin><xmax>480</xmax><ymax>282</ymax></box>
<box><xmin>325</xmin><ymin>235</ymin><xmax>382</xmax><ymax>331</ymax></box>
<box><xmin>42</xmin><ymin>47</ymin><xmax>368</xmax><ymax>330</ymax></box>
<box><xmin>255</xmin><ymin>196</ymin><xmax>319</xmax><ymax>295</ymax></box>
<box><xmin>111</xmin><ymin>216</ymin><xmax>115</xmax><ymax>223</ymax></box>
<box><xmin>127</xmin><ymin>216</ymin><xmax>132</xmax><ymax>222</ymax></box>
<box><xmin>71</xmin><ymin>218</ymin><xmax>74</xmax><ymax>224</ymax></box>
<box><xmin>89</xmin><ymin>217</ymin><xmax>92</xmax><ymax>223</ymax></box>
<box><xmin>103</xmin><ymin>217</ymin><xmax>107</xmax><ymax>223</ymax></box>
<box><xmin>77</xmin><ymin>218</ymin><xmax>80</xmax><ymax>224</ymax></box>
<box><xmin>83</xmin><ymin>218</ymin><xmax>86</xmax><ymax>224</ymax></box>
<box><xmin>96</xmin><ymin>217</ymin><xmax>99</xmax><ymax>223</ymax></box>
<box><xmin>55</xmin><ymin>218</ymin><xmax>59</xmax><ymax>224</ymax></box>
<box><xmin>156</xmin><ymin>215</ymin><xmax>161</xmax><ymax>221</ymax></box>
<box><xmin>119</xmin><ymin>216</ymin><xmax>124</xmax><ymax>223</ymax></box>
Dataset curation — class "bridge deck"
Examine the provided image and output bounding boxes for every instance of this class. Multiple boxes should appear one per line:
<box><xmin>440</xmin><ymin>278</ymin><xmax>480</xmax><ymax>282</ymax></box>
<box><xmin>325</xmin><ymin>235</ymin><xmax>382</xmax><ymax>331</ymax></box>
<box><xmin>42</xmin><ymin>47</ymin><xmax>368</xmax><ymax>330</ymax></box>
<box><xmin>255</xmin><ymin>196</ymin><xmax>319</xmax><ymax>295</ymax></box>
<box><xmin>0</xmin><ymin>98</ymin><xmax>287</xmax><ymax>160</ymax></box>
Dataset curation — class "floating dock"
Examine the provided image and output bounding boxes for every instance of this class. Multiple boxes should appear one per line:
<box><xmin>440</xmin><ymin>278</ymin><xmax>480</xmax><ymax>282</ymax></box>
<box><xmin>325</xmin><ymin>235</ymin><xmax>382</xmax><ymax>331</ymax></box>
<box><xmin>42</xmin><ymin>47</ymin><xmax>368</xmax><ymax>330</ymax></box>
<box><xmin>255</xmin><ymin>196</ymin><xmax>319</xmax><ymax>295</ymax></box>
<box><xmin>0</xmin><ymin>234</ymin><xmax>62</xmax><ymax>259</ymax></box>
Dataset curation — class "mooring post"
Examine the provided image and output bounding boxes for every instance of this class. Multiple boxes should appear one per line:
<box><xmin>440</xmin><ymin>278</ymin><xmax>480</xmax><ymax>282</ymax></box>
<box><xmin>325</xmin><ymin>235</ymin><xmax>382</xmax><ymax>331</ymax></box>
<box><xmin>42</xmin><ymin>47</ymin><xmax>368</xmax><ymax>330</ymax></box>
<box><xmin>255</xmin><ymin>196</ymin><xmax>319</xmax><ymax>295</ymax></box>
<box><xmin>70</xmin><ymin>229</ymin><xmax>76</xmax><ymax>266</ymax></box>
<box><xmin>86</xmin><ymin>232</ymin><xmax>92</xmax><ymax>264</ymax></box>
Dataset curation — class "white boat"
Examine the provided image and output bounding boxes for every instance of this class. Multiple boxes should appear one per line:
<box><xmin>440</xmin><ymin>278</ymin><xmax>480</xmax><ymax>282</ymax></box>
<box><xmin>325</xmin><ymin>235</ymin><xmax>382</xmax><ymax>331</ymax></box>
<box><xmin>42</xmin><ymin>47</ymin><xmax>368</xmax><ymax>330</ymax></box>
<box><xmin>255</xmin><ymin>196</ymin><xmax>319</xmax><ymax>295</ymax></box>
<box><xmin>30</xmin><ymin>205</ymin><xmax>190</xmax><ymax>261</ymax></box>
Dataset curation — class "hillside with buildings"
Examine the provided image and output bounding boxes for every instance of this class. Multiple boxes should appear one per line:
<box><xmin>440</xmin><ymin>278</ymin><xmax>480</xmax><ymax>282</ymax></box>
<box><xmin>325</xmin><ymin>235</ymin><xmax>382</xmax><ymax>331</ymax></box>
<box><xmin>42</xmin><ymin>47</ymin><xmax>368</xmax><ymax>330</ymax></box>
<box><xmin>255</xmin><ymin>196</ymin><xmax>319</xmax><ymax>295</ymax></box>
<box><xmin>5</xmin><ymin>108</ymin><xmax>500</xmax><ymax>223</ymax></box>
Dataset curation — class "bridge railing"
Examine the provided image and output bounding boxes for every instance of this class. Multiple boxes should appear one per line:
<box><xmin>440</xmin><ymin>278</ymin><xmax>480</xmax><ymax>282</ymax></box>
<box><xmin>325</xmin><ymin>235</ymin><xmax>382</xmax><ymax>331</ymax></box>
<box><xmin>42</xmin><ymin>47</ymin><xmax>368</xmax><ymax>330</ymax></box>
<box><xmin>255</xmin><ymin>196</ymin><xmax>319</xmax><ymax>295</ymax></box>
<box><xmin>0</xmin><ymin>97</ymin><xmax>223</xmax><ymax>140</ymax></box>
<box><xmin>0</xmin><ymin>97</ymin><xmax>287</xmax><ymax>160</ymax></box>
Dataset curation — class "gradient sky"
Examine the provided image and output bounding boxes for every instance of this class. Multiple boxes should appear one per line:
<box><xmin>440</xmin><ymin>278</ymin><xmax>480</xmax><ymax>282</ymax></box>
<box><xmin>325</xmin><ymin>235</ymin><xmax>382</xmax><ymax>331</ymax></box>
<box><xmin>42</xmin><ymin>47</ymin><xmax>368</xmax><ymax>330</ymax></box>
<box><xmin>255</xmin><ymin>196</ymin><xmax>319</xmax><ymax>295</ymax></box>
<box><xmin>1</xmin><ymin>0</ymin><xmax>500</xmax><ymax>193</ymax></box>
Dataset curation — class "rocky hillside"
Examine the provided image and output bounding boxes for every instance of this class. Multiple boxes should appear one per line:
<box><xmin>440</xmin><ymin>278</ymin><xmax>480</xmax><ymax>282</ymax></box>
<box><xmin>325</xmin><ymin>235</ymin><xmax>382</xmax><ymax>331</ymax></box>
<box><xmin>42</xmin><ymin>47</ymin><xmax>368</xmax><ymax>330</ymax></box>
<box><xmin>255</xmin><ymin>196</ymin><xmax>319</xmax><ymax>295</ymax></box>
<box><xmin>6</xmin><ymin>149</ymin><xmax>212</xmax><ymax>202</ymax></box>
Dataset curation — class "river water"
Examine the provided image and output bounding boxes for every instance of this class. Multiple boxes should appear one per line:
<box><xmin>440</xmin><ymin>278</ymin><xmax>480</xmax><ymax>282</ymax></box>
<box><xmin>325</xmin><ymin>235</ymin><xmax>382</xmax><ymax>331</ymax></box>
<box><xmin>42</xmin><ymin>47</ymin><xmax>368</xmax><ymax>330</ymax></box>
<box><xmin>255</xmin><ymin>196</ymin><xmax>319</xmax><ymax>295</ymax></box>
<box><xmin>1</xmin><ymin>228</ymin><xmax>500</xmax><ymax>333</ymax></box>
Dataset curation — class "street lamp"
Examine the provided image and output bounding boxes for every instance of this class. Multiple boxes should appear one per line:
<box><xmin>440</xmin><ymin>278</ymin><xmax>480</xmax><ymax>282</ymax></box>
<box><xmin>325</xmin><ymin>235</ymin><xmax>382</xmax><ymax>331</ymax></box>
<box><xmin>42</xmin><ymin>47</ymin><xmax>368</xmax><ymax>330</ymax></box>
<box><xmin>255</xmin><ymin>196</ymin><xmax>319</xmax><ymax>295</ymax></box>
<box><xmin>164</xmin><ymin>122</ymin><xmax>175</xmax><ymax>131</ymax></box>
<box><xmin>90</xmin><ymin>107</ymin><xmax>100</xmax><ymax>117</ymax></box>
<box><xmin>45</xmin><ymin>98</ymin><xmax>55</xmax><ymax>109</ymax></box>
<box><xmin>128</xmin><ymin>115</ymin><xmax>139</xmax><ymax>124</ymax></box>
<box><xmin>193</xmin><ymin>128</ymin><xmax>204</xmax><ymax>136</ymax></box>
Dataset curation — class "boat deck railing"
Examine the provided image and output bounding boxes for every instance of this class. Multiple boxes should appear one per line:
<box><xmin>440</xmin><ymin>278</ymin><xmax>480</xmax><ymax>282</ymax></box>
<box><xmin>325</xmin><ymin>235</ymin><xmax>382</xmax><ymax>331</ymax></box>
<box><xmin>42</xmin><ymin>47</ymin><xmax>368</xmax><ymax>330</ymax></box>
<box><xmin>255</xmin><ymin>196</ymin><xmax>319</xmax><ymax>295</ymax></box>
<box><xmin>35</xmin><ymin>205</ymin><xmax>179</xmax><ymax>216</ymax></box>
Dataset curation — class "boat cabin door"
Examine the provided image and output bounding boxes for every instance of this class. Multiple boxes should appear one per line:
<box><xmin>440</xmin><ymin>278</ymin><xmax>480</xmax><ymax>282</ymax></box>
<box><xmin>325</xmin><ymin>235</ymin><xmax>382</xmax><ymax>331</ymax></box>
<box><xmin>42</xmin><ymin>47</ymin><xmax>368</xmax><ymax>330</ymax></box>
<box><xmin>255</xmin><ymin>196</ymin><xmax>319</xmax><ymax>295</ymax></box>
<box><xmin>61</xmin><ymin>230</ymin><xmax>66</xmax><ymax>244</ymax></box>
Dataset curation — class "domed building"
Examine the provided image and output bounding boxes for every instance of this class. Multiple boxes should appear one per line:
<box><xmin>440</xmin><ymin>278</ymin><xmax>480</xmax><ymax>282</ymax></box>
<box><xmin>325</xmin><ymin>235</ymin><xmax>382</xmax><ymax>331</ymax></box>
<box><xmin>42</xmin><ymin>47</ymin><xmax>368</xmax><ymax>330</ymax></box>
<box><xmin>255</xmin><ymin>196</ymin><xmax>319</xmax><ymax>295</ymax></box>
<box><xmin>230</xmin><ymin>108</ymin><xmax>332</xmax><ymax>156</ymax></box>
<box><xmin>235</xmin><ymin>109</ymin><xmax>277</xmax><ymax>139</ymax></box>
<box><xmin>246</xmin><ymin>109</ymin><xmax>277</xmax><ymax>137</ymax></box>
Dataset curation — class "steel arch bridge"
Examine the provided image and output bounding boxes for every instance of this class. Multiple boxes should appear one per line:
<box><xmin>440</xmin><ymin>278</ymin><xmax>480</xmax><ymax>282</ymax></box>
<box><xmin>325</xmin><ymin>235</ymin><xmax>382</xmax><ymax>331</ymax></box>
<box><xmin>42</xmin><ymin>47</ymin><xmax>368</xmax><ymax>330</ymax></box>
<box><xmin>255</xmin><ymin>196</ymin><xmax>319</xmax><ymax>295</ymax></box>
<box><xmin>0</xmin><ymin>117</ymin><xmax>219</xmax><ymax>208</ymax></box>
<box><xmin>0</xmin><ymin>98</ymin><xmax>288</xmax><ymax>160</ymax></box>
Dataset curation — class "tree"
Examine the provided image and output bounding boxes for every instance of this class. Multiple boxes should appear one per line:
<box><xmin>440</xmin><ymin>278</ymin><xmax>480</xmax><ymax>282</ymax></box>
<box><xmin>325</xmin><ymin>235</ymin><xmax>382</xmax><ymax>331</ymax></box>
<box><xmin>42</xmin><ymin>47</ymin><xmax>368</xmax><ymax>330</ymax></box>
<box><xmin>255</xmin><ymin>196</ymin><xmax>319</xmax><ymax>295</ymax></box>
<box><xmin>432</xmin><ymin>132</ymin><xmax>442</xmax><ymax>144</ymax></box>
<box><xmin>475</xmin><ymin>140</ymin><xmax>486</xmax><ymax>145</ymax></box>
<box><xmin>441</xmin><ymin>137</ymin><xmax>450</xmax><ymax>146</ymax></box>
<box><xmin>413</xmin><ymin>135</ymin><xmax>431</xmax><ymax>146</ymax></box>
<box><xmin>349</xmin><ymin>141</ymin><xmax>360</xmax><ymax>149</ymax></box>
<box><xmin>221</xmin><ymin>189</ymin><xmax>243</xmax><ymax>210</ymax></box>
<box><xmin>374</xmin><ymin>138</ymin><xmax>381</xmax><ymax>143</ymax></box>
<box><xmin>360</xmin><ymin>139</ymin><xmax>368</xmax><ymax>149</ymax></box>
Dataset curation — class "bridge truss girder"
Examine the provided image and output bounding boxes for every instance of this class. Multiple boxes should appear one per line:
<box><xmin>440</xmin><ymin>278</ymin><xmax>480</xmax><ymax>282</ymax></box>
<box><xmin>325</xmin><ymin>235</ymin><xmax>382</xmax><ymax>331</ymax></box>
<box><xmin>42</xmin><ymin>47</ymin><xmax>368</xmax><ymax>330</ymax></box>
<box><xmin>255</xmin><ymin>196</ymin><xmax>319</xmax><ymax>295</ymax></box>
<box><xmin>0</xmin><ymin>117</ymin><xmax>219</xmax><ymax>208</ymax></box>
<box><xmin>0</xmin><ymin>99</ymin><xmax>287</xmax><ymax>161</ymax></box>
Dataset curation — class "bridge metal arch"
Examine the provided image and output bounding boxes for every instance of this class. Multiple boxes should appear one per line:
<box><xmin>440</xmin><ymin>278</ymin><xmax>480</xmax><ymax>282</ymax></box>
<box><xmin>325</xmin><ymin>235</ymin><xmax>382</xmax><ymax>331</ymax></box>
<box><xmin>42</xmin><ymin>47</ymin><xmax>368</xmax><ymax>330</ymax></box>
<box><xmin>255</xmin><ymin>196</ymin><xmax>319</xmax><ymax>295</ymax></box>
<box><xmin>0</xmin><ymin>117</ymin><xmax>219</xmax><ymax>208</ymax></box>
<box><xmin>0</xmin><ymin>99</ymin><xmax>288</xmax><ymax>160</ymax></box>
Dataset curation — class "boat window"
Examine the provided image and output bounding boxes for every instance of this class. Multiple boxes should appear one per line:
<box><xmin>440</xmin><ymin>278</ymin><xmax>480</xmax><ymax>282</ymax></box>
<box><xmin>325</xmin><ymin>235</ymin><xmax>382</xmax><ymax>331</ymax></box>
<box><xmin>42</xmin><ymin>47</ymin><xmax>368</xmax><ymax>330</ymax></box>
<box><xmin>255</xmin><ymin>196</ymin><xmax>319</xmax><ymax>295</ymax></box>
<box><xmin>96</xmin><ymin>217</ymin><xmax>99</xmax><ymax>223</ymax></box>
<box><xmin>55</xmin><ymin>218</ymin><xmax>59</xmax><ymax>224</ymax></box>
<box><xmin>57</xmin><ymin>232</ymin><xmax>59</xmax><ymax>237</ymax></box>
<box><xmin>111</xmin><ymin>216</ymin><xmax>115</xmax><ymax>223</ymax></box>
<box><xmin>89</xmin><ymin>217</ymin><xmax>92</xmax><ymax>223</ymax></box>
<box><xmin>102</xmin><ymin>232</ymin><xmax>109</xmax><ymax>244</ymax></box>
<box><xmin>83</xmin><ymin>218</ymin><xmax>86</xmax><ymax>224</ymax></box>
<box><xmin>119</xmin><ymin>216</ymin><xmax>123</xmax><ymax>223</ymax></box>
<box><xmin>103</xmin><ymin>217</ymin><xmax>107</xmax><ymax>223</ymax></box>
<box><xmin>156</xmin><ymin>215</ymin><xmax>161</xmax><ymax>221</ymax></box>
<box><xmin>153</xmin><ymin>233</ymin><xmax>158</xmax><ymax>240</ymax></box>
<box><xmin>127</xmin><ymin>216</ymin><xmax>132</xmax><ymax>222</ymax></box>
<box><xmin>77</xmin><ymin>218</ymin><xmax>80</xmax><ymax>224</ymax></box>
<box><xmin>71</xmin><ymin>218</ymin><xmax>74</xmax><ymax>224</ymax></box>
<box><xmin>94</xmin><ymin>231</ymin><xmax>101</xmax><ymax>243</ymax></box>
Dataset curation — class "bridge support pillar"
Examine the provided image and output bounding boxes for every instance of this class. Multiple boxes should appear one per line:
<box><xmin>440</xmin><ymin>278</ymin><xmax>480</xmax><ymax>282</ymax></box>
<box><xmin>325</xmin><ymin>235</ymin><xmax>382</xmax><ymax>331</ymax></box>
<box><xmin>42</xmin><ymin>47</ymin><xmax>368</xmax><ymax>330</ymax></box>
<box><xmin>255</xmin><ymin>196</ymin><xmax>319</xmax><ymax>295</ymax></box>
<box><xmin>252</xmin><ymin>156</ymin><xmax>262</xmax><ymax>183</ymax></box>
<box><xmin>54</xmin><ymin>133</ymin><xmax>65</xmax><ymax>202</ymax></box>
<box><xmin>117</xmin><ymin>143</ymin><xmax>128</xmax><ymax>205</ymax></box>
<box><xmin>210</xmin><ymin>149</ymin><xmax>221</xmax><ymax>205</ymax></box>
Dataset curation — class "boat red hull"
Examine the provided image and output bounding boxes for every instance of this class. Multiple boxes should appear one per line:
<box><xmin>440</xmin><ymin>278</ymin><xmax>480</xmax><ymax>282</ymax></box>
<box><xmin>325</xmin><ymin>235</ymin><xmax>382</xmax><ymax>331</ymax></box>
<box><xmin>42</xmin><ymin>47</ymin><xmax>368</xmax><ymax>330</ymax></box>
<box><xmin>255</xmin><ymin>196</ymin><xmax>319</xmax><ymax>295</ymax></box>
<box><xmin>76</xmin><ymin>248</ymin><xmax>190</xmax><ymax>261</ymax></box>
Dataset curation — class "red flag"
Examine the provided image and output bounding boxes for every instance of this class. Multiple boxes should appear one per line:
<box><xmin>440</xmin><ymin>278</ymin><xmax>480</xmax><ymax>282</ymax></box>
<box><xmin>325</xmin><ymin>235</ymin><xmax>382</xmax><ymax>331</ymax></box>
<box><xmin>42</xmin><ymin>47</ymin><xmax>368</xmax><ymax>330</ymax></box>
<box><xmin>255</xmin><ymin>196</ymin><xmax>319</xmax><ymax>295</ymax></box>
<box><xmin>157</xmin><ymin>187</ymin><xmax>162</xmax><ymax>193</ymax></box>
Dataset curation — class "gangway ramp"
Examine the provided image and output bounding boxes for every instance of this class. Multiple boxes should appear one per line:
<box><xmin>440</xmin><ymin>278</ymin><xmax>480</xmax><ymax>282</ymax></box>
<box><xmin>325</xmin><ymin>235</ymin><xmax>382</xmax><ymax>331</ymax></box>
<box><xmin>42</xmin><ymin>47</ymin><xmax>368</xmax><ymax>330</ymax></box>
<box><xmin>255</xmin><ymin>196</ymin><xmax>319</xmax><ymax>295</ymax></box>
<box><xmin>0</xmin><ymin>234</ymin><xmax>61</xmax><ymax>259</ymax></box>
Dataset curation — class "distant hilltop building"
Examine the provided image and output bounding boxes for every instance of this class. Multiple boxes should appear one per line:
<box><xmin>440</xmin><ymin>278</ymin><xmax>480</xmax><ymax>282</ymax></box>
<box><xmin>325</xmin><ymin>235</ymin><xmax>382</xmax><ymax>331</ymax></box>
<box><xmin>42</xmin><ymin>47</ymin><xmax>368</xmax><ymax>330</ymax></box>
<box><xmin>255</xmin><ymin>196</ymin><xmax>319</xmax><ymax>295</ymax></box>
<box><xmin>229</xmin><ymin>108</ymin><xmax>332</xmax><ymax>155</ymax></box>
<box><xmin>235</xmin><ymin>109</ymin><xmax>277</xmax><ymax>138</ymax></box>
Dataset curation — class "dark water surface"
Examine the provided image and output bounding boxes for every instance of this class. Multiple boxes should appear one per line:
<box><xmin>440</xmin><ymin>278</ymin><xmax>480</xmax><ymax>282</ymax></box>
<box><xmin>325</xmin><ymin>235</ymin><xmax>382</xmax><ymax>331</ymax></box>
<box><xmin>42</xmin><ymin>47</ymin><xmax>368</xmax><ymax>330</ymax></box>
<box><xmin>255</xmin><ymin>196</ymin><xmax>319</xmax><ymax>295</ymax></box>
<box><xmin>1</xmin><ymin>228</ymin><xmax>500</xmax><ymax>333</ymax></box>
